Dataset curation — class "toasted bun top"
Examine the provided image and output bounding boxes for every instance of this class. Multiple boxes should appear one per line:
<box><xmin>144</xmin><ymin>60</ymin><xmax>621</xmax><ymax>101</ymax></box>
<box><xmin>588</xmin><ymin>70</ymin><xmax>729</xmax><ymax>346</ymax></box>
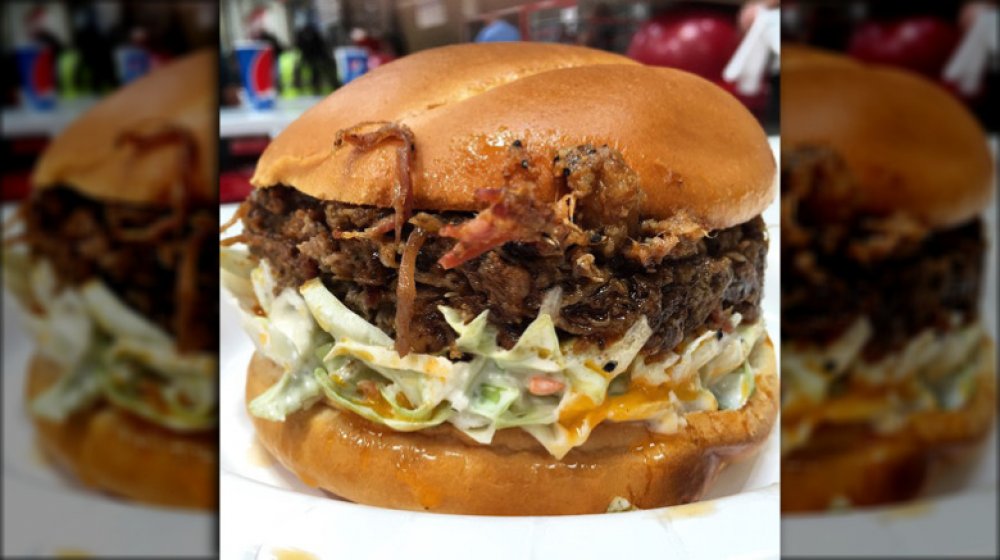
<box><xmin>253</xmin><ymin>43</ymin><xmax>775</xmax><ymax>229</ymax></box>
<box><xmin>32</xmin><ymin>49</ymin><xmax>217</xmax><ymax>205</ymax></box>
<box><xmin>782</xmin><ymin>46</ymin><xmax>993</xmax><ymax>228</ymax></box>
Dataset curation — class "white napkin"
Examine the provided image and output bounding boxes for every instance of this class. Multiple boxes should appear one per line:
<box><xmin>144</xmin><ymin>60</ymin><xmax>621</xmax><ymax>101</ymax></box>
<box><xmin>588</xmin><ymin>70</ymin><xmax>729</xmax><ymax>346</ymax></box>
<box><xmin>943</xmin><ymin>6</ymin><xmax>999</xmax><ymax>95</ymax></box>
<box><xmin>723</xmin><ymin>8</ymin><xmax>780</xmax><ymax>96</ymax></box>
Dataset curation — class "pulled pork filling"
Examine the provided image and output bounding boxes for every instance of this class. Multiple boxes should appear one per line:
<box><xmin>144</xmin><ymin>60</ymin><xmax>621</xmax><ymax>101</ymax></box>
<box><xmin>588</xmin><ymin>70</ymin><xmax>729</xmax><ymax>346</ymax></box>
<box><xmin>240</xmin><ymin>144</ymin><xmax>766</xmax><ymax>357</ymax></box>
<box><xmin>18</xmin><ymin>185</ymin><xmax>218</xmax><ymax>353</ymax></box>
<box><xmin>781</xmin><ymin>147</ymin><xmax>984</xmax><ymax>360</ymax></box>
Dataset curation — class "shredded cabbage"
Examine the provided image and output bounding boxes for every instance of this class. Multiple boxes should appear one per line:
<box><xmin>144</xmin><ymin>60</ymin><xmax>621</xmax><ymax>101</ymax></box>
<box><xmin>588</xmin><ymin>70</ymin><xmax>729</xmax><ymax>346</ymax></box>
<box><xmin>783</xmin><ymin>318</ymin><xmax>985</xmax><ymax>414</ymax></box>
<box><xmin>220</xmin><ymin>245</ymin><xmax>258</xmax><ymax>311</ymax></box>
<box><xmin>301</xmin><ymin>278</ymin><xmax>392</xmax><ymax>346</ymax></box>
<box><xmin>249</xmin><ymin>365</ymin><xmax>322</xmax><ymax>421</ymax></box>
<box><xmin>782</xmin><ymin>317</ymin><xmax>987</xmax><ymax>452</ymax></box>
<box><xmin>230</xmin><ymin>256</ymin><xmax>766</xmax><ymax>458</ymax></box>
<box><xmin>2</xmin><ymin>248</ymin><xmax>33</xmax><ymax>305</ymax></box>
<box><xmin>7</xmin><ymin>259</ymin><xmax>216</xmax><ymax>431</ymax></box>
<box><xmin>562</xmin><ymin>317</ymin><xmax>653</xmax><ymax>404</ymax></box>
<box><xmin>31</xmin><ymin>353</ymin><xmax>104</xmax><ymax>422</ymax></box>
<box><xmin>29</xmin><ymin>286</ymin><xmax>93</xmax><ymax>370</ymax></box>
<box><xmin>80</xmin><ymin>281</ymin><xmax>173</xmax><ymax>348</ymax></box>
<box><xmin>711</xmin><ymin>361</ymin><xmax>757</xmax><ymax>411</ymax></box>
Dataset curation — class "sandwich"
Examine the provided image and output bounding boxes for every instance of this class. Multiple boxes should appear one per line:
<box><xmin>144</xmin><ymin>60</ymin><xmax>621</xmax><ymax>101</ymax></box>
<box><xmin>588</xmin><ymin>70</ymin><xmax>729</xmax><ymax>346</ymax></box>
<box><xmin>3</xmin><ymin>50</ymin><xmax>218</xmax><ymax>509</ymax></box>
<box><xmin>221</xmin><ymin>42</ymin><xmax>778</xmax><ymax>515</ymax></box>
<box><xmin>780</xmin><ymin>46</ymin><xmax>996</xmax><ymax>511</ymax></box>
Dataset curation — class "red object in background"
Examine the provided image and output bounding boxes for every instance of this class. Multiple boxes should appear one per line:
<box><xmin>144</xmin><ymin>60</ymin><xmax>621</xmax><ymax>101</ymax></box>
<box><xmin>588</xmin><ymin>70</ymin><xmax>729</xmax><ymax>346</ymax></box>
<box><xmin>627</xmin><ymin>10</ymin><xmax>740</xmax><ymax>80</ymax></box>
<box><xmin>32</xmin><ymin>48</ymin><xmax>55</xmax><ymax>94</ymax></box>
<box><xmin>229</xmin><ymin>137</ymin><xmax>270</xmax><ymax>157</ymax></box>
<box><xmin>367</xmin><ymin>52</ymin><xmax>395</xmax><ymax>71</ymax></box>
<box><xmin>252</xmin><ymin>48</ymin><xmax>274</xmax><ymax>93</ymax></box>
<box><xmin>847</xmin><ymin>17</ymin><xmax>960</xmax><ymax>78</ymax></box>
<box><xmin>220</xmin><ymin>168</ymin><xmax>255</xmax><ymax>203</ymax></box>
<box><xmin>2</xmin><ymin>137</ymin><xmax>49</xmax><ymax>201</ymax></box>
<box><xmin>2</xmin><ymin>172</ymin><xmax>32</xmax><ymax>202</ymax></box>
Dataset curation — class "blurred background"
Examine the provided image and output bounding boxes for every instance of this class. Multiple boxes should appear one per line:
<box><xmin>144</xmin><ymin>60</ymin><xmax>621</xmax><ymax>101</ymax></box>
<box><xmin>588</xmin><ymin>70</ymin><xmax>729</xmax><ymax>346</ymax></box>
<box><xmin>1</xmin><ymin>0</ymin><xmax>217</xmax><ymax>201</ymax></box>
<box><xmin>2</xmin><ymin>2</ymin><xmax>219</xmax><ymax>557</ymax></box>
<box><xmin>782</xmin><ymin>0</ymin><xmax>998</xmax><ymax>130</ymax></box>
<box><xmin>781</xmin><ymin>0</ymin><xmax>998</xmax><ymax>557</ymax></box>
<box><xmin>218</xmin><ymin>0</ymin><xmax>781</xmax><ymax>202</ymax></box>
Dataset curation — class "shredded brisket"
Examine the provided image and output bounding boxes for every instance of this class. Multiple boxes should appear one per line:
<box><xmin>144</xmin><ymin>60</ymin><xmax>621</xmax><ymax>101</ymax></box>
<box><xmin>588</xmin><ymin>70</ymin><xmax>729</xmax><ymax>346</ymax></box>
<box><xmin>781</xmin><ymin>146</ymin><xmax>984</xmax><ymax>359</ymax></box>
<box><xmin>21</xmin><ymin>186</ymin><xmax>218</xmax><ymax>353</ymax></box>
<box><xmin>241</xmin><ymin>143</ymin><xmax>766</xmax><ymax>356</ymax></box>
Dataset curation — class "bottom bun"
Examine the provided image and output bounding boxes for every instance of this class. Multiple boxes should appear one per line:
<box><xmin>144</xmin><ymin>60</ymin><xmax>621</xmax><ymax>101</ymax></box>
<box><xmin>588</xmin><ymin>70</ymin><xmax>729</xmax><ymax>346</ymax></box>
<box><xmin>26</xmin><ymin>355</ymin><xmax>217</xmax><ymax>509</ymax></box>
<box><xmin>246</xmin><ymin>336</ymin><xmax>778</xmax><ymax>515</ymax></box>
<box><xmin>782</xmin><ymin>336</ymin><xmax>996</xmax><ymax>512</ymax></box>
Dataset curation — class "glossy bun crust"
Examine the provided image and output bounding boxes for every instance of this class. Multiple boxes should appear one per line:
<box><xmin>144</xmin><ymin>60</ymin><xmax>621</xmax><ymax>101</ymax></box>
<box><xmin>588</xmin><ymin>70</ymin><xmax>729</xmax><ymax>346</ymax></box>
<box><xmin>32</xmin><ymin>49</ymin><xmax>217</xmax><ymax>205</ymax></box>
<box><xmin>782</xmin><ymin>336</ymin><xmax>996</xmax><ymax>512</ymax></box>
<box><xmin>27</xmin><ymin>356</ymin><xmax>217</xmax><ymax>509</ymax></box>
<box><xmin>246</xmin><ymin>338</ymin><xmax>777</xmax><ymax>515</ymax></box>
<box><xmin>782</xmin><ymin>45</ymin><xmax>993</xmax><ymax>229</ymax></box>
<box><xmin>252</xmin><ymin>42</ymin><xmax>775</xmax><ymax>230</ymax></box>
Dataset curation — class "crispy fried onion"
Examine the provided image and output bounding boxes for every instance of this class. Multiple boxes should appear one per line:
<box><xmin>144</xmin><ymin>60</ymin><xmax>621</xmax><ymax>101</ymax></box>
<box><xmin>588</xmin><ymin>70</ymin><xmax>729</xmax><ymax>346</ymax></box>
<box><xmin>394</xmin><ymin>227</ymin><xmax>427</xmax><ymax>356</ymax></box>
<box><xmin>333</xmin><ymin>214</ymin><xmax>395</xmax><ymax>240</ymax></box>
<box><xmin>335</xmin><ymin>212</ymin><xmax>446</xmax><ymax>241</ymax></box>
<box><xmin>625</xmin><ymin>214</ymin><xmax>707</xmax><ymax>267</ymax></box>
<box><xmin>220</xmin><ymin>200</ymin><xmax>249</xmax><ymax>232</ymax></box>
<box><xmin>335</xmin><ymin>121</ymin><xmax>415</xmax><ymax>245</ymax></box>
<box><xmin>220</xmin><ymin>201</ymin><xmax>249</xmax><ymax>246</ymax></box>
<box><xmin>847</xmin><ymin>212</ymin><xmax>927</xmax><ymax>263</ymax></box>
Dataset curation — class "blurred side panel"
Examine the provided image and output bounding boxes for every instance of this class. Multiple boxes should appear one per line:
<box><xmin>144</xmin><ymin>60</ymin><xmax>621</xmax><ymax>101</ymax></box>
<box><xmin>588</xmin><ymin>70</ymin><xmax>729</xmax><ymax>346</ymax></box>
<box><xmin>780</xmin><ymin>0</ymin><xmax>998</xmax><ymax>556</ymax></box>
<box><xmin>2</xmin><ymin>1</ymin><xmax>220</xmax><ymax>556</ymax></box>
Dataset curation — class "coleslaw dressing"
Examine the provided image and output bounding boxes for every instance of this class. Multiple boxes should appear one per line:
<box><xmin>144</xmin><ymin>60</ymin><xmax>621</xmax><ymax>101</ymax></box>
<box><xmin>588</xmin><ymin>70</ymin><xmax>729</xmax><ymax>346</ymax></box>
<box><xmin>222</xmin><ymin>246</ymin><xmax>764</xmax><ymax>458</ymax></box>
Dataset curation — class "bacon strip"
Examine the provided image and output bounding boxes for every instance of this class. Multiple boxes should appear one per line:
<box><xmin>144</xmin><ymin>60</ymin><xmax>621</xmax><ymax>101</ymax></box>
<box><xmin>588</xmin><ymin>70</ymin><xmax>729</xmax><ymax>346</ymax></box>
<box><xmin>437</xmin><ymin>187</ymin><xmax>553</xmax><ymax>269</ymax></box>
<box><xmin>335</xmin><ymin>122</ymin><xmax>415</xmax><ymax>245</ymax></box>
<box><xmin>528</xmin><ymin>375</ymin><xmax>565</xmax><ymax>396</ymax></box>
<box><xmin>394</xmin><ymin>228</ymin><xmax>426</xmax><ymax>357</ymax></box>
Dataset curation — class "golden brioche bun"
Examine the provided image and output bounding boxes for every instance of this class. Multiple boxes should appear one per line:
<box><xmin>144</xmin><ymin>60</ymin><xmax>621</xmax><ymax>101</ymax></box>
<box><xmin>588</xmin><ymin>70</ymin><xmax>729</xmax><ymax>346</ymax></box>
<box><xmin>245</xmin><ymin>337</ymin><xmax>777</xmax><ymax>515</ymax></box>
<box><xmin>782</xmin><ymin>336</ymin><xmax>996</xmax><ymax>512</ymax></box>
<box><xmin>252</xmin><ymin>42</ymin><xmax>775</xmax><ymax>230</ymax></box>
<box><xmin>26</xmin><ymin>356</ymin><xmax>217</xmax><ymax>510</ymax></box>
<box><xmin>782</xmin><ymin>46</ymin><xmax>993</xmax><ymax>229</ymax></box>
<box><xmin>32</xmin><ymin>49</ymin><xmax>217</xmax><ymax>205</ymax></box>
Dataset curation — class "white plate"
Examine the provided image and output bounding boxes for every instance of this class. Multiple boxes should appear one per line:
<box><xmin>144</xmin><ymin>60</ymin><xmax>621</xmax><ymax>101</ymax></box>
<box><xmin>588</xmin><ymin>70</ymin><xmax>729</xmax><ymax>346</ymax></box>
<box><xmin>781</xmin><ymin>138</ymin><xmax>1000</xmax><ymax>557</ymax></box>
<box><xmin>0</xmin><ymin>204</ymin><xmax>214</xmax><ymax>557</ymax></box>
<box><xmin>218</xmin><ymin>137</ymin><xmax>784</xmax><ymax>560</ymax></box>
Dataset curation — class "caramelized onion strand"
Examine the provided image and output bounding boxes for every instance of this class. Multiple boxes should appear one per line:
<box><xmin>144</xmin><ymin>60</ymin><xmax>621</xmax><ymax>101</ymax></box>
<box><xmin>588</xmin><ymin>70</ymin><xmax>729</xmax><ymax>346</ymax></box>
<box><xmin>394</xmin><ymin>228</ymin><xmax>426</xmax><ymax>357</ymax></box>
